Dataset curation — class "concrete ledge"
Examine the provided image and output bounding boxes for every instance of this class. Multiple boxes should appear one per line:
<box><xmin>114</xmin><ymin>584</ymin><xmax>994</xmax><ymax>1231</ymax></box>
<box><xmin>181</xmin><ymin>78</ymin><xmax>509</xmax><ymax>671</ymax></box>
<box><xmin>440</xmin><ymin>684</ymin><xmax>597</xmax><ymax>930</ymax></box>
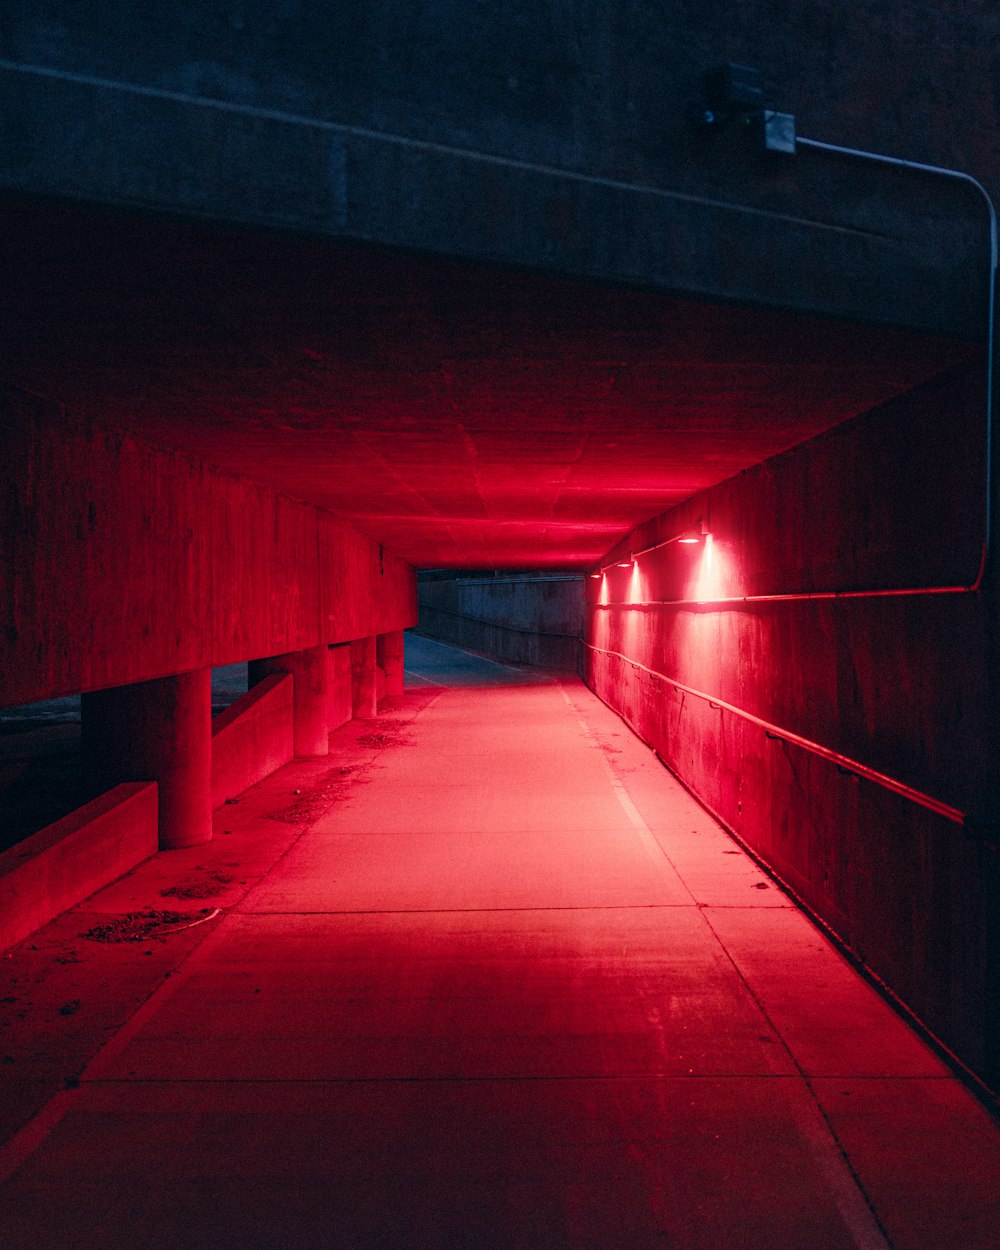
<box><xmin>0</xmin><ymin>65</ymin><xmax>980</xmax><ymax>337</ymax></box>
<box><xmin>0</xmin><ymin>782</ymin><xmax>158</xmax><ymax>952</ymax></box>
<box><xmin>212</xmin><ymin>672</ymin><xmax>294</xmax><ymax>807</ymax></box>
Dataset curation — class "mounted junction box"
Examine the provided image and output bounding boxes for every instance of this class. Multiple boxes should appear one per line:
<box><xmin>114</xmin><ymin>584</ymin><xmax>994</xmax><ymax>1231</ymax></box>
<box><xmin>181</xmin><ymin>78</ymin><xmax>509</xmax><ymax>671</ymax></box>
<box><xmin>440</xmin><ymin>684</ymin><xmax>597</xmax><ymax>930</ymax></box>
<box><xmin>760</xmin><ymin>109</ymin><xmax>796</xmax><ymax>154</ymax></box>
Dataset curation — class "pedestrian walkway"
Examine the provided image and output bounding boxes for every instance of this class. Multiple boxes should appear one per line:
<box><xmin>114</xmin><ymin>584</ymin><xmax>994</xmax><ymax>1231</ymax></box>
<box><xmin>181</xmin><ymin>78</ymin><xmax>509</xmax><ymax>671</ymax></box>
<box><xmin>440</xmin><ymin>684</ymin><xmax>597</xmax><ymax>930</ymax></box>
<box><xmin>0</xmin><ymin>636</ymin><xmax>997</xmax><ymax>1249</ymax></box>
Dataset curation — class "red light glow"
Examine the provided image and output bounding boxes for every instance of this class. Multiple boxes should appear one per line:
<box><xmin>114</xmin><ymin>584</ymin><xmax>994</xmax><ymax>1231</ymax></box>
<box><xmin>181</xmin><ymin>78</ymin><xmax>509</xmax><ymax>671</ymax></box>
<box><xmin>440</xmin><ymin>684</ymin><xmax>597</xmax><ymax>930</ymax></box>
<box><xmin>627</xmin><ymin>560</ymin><xmax>642</xmax><ymax>604</ymax></box>
<box><xmin>695</xmin><ymin>532</ymin><xmax>725</xmax><ymax>601</ymax></box>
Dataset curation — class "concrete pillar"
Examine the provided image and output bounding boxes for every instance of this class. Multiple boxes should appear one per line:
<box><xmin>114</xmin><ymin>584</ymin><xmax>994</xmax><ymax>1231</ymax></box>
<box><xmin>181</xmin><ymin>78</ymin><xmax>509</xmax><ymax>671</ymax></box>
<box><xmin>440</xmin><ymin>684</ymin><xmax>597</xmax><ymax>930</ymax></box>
<box><xmin>328</xmin><ymin>643</ymin><xmax>353</xmax><ymax>731</ymax></box>
<box><xmin>81</xmin><ymin>668</ymin><xmax>212</xmax><ymax>850</ymax></box>
<box><xmin>249</xmin><ymin>644</ymin><xmax>329</xmax><ymax>756</ymax></box>
<box><xmin>350</xmin><ymin>635</ymin><xmax>378</xmax><ymax>719</ymax></box>
<box><xmin>377</xmin><ymin>630</ymin><xmax>405</xmax><ymax>696</ymax></box>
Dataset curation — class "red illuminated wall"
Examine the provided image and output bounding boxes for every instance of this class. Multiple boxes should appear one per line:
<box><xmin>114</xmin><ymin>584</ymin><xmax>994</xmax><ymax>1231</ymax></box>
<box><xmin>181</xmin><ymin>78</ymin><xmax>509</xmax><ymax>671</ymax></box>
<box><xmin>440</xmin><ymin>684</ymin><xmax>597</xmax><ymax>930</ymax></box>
<box><xmin>1</xmin><ymin>385</ymin><xmax>417</xmax><ymax>707</ymax></box>
<box><xmin>584</xmin><ymin>362</ymin><xmax>999</xmax><ymax>1087</ymax></box>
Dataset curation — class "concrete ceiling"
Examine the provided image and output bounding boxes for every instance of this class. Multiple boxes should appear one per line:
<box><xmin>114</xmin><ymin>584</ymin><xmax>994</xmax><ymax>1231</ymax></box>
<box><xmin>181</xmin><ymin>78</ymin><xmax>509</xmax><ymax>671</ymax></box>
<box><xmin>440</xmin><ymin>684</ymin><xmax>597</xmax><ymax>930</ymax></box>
<box><xmin>2</xmin><ymin>200</ymin><xmax>974</xmax><ymax>568</ymax></box>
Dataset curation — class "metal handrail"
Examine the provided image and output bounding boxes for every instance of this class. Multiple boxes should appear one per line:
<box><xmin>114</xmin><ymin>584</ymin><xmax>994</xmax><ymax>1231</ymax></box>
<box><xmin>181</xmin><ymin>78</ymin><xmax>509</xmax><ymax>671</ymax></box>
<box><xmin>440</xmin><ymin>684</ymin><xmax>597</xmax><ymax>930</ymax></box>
<box><xmin>584</xmin><ymin>640</ymin><xmax>966</xmax><ymax>826</ymax></box>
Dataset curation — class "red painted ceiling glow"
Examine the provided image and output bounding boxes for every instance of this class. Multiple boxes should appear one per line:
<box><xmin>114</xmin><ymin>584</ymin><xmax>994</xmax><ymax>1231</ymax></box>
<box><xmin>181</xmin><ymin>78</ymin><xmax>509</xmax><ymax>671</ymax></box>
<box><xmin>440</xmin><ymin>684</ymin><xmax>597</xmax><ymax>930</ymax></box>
<box><xmin>0</xmin><ymin>202</ymin><xmax>975</xmax><ymax>569</ymax></box>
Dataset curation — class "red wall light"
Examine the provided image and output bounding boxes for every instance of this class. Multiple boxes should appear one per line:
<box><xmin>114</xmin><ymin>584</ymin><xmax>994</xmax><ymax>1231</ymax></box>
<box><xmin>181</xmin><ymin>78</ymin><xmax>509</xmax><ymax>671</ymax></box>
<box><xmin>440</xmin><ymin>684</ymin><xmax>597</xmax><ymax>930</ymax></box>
<box><xmin>598</xmin><ymin>520</ymin><xmax>708</xmax><ymax>577</ymax></box>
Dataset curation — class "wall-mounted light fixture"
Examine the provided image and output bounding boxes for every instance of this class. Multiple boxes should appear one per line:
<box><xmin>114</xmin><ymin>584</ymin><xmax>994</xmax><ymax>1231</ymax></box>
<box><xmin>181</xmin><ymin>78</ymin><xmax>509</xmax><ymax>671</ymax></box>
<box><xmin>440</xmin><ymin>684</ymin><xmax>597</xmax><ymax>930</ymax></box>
<box><xmin>632</xmin><ymin>517</ymin><xmax>709</xmax><ymax>561</ymax></box>
<box><xmin>675</xmin><ymin>520</ymin><xmax>709</xmax><ymax>545</ymax></box>
<box><xmin>591</xmin><ymin>518</ymin><xmax>709</xmax><ymax>577</ymax></box>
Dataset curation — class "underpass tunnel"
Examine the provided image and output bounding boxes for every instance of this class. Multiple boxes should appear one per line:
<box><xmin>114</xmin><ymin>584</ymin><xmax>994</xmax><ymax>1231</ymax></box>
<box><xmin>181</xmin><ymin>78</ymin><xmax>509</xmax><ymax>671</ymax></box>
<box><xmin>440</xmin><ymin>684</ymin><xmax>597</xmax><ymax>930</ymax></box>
<box><xmin>1</xmin><ymin>203</ymin><xmax>997</xmax><ymax>1249</ymax></box>
<box><xmin>3</xmin><ymin>9</ymin><xmax>1000</xmax><ymax>1242</ymax></box>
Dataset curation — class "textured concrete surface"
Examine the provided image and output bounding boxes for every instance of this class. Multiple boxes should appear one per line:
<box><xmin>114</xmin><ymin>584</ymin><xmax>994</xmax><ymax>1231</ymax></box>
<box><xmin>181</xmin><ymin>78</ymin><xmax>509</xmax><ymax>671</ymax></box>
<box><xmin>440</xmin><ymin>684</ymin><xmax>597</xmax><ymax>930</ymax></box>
<box><xmin>1</xmin><ymin>4</ymin><xmax>996</xmax><ymax>334</ymax></box>
<box><xmin>0</xmin><ymin>206</ymin><xmax>973</xmax><ymax>573</ymax></box>
<box><xmin>0</xmin><ymin>637</ymin><xmax>997</xmax><ymax>1249</ymax></box>
<box><xmin>1</xmin><ymin>386</ymin><xmax>417</xmax><ymax>707</ymax></box>
<box><xmin>210</xmin><ymin>672</ymin><xmax>294</xmax><ymax>809</ymax></box>
<box><xmin>585</xmin><ymin>363</ymin><xmax>997</xmax><ymax>1088</ymax></box>
<box><xmin>0</xmin><ymin>783</ymin><xmax>157</xmax><ymax>954</ymax></box>
<box><xmin>418</xmin><ymin>572</ymin><xmax>584</xmax><ymax>668</ymax></box>
<box><xmin>82</xmin><ymin>668</ymin><xmax>214</xmax><ymax>849</ymax></box>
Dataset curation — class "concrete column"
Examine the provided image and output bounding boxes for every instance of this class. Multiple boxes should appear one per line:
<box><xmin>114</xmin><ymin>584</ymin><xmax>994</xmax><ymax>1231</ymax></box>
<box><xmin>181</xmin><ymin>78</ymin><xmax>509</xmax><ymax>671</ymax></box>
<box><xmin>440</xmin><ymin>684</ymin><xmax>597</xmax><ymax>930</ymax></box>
<box><xmin>350</xmin><ymin>635</ymin><xmax>378</xmax><ymax>719</ymax></box>
<box><xmin>249</xmin><ymin>644</ymin><xmax>329</xmax><ymax>756</ymax></box>
<box><xmin>328</xmin><ymin>643</ymin><xmax>353</xmax><ymax>731</ymax></box>
<box><xmin>377</xmin><ymin>630</ymin><xmax>405</xmax><ymax>696</ymax></box>
<box><xmin>81</xmin><ymin>668</ymin><xmax>212</xmax><ymax>850</ymax></box>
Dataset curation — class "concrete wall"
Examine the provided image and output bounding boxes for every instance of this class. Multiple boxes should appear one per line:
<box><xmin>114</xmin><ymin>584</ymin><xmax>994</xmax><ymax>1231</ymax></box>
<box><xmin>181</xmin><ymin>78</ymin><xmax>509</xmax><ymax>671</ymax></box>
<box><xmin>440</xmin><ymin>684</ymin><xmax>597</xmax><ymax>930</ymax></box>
<box><xmin>210</xmin><ymin>672</ymin><xmax>294</xmax><ymax>808</ymax></box>
<box><xmin>583</xmin><ymin>362</ymin><xmax>999</xmax><ymax>1088</ymax></box>
<box><xmin>0</xmin><ymin>385</ymin><xmax>417</xmax><ymax>707</ymax></box>
<box><xmin>327</xmin><ymin>644</ymin><xmax>353</xmax><ymax>732</ymax></box>
<box><xmin>1</xmin><ymin>3</ymin><xmax>998</xmax><ymax>335</ymax></box>
<box><xmin>418</xmin><ymin>575</ymin><xmax>583</xmax><ymax>669</ymax></box>
<box><xmin>0</xmin><ymin>782</ymin><xmax>158</xmax><ymax>952</ymax></box>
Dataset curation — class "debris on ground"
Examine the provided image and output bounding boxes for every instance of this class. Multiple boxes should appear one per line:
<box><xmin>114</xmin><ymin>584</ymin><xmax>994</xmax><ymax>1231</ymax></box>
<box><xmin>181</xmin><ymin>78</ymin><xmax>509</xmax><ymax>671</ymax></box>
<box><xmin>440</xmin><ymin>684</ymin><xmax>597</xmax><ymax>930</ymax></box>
<box><xmin>267</xmin><ymin>801</ymin><xmax>328</xmax><ymax>824</ymax></box>
<box><xmin>357</xmin><ymin>730</ymin><xmax>408</xmax><ymax>748</ymax></box>
<box><xmin>58</xmin><ymin>1000</ymin><xmax>80</xmax><ymax>1016</ymax></box>
<box><xmin>266</xmin><ymin>763</ymin><xmax>370</xmax><ymax>823</ymax></box>
<box><xmin>80</xmin><ymin>909</ymin><xmax>216</xmax><ymax>943</ymax></box>
<box><xmin>356</xmin><ymin>719</ymin><xmax>410</xmax><ymax>749</ymax></box>
<box><xmin>160</xmin><ymin>870</ymin><xmax>233</xmax><ymax>900</ymax></box>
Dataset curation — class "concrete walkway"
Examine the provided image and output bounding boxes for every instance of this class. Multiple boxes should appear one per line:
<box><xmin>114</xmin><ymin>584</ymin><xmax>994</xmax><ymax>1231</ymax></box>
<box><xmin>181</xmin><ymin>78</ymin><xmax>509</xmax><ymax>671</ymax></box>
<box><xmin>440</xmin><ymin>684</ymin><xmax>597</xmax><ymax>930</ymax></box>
<box><xmin>0</xmin><ymin>636</ymin><xmax>998</xmax><ymax>1249</ymax></box>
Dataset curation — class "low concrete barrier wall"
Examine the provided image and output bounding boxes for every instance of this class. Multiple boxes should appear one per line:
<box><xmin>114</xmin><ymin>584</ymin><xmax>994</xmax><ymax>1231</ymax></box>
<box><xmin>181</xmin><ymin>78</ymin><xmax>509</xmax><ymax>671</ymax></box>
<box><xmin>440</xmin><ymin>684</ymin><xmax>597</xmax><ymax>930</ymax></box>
<box><xmin>0</xmin><ymin>781</ymin><xmax>158</xmax><ymax>952</ymax></box>
<box><xmin>328</xmin><ymin>643</ymin><xmax>352</xmax><ymax>730</ymax></box>
<box><xmin>211</xmin><ymin>672</ymin><xmax>294</xmax><ymax>808</ymax></box>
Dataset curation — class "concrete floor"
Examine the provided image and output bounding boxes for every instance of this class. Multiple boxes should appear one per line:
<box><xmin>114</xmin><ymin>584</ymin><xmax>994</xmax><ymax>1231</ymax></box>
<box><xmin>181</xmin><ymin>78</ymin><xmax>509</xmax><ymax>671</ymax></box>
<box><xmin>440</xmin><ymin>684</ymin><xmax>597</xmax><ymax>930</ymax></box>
<box><xmin>0</xmin><ymin>636</ymin><xmax>998</xmax><ymax>1249</ymax></box>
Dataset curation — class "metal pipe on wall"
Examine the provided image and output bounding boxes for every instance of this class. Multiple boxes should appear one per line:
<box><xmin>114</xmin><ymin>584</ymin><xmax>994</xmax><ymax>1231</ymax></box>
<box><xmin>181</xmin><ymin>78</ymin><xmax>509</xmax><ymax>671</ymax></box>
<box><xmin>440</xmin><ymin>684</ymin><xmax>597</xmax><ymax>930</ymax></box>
<box><xmin>795</xmin><ymin>134</ymin><xmax>998</xmax><ymax>591</ymax></box>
